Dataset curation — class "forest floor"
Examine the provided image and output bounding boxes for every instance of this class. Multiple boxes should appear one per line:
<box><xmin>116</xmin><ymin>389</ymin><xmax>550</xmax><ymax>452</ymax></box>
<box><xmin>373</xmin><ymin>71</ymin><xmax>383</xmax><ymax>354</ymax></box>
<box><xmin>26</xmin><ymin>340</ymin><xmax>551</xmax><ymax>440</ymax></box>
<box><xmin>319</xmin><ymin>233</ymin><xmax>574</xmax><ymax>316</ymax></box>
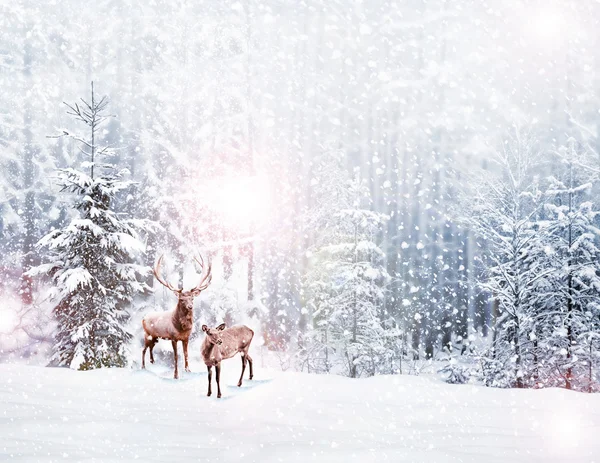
<box><xmin>1</xmin><ymin>362</ymin><xmax>599</xmax><ymax>462</ymax></box>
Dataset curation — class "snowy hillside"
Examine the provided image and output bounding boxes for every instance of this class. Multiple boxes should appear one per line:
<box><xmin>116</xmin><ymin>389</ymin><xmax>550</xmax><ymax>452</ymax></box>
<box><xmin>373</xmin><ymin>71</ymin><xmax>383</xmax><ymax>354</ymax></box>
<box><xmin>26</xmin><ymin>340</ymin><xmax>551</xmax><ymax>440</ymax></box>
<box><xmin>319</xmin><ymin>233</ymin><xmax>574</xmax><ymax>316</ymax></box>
<box><xmin>1</xmin><ymin>364</ymin><xmax>598</xmax><ymax>463</ymax></box>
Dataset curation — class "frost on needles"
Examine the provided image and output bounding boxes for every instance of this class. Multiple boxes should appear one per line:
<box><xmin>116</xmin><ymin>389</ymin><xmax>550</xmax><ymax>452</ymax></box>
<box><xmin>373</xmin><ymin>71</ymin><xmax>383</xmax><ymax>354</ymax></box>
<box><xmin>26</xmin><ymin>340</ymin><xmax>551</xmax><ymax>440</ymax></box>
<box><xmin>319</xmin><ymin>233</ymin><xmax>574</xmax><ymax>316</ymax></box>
<box><xmin>28</xmin><ymin>83</ymin><xmax>152</xmax><ymax>370</ymax></box>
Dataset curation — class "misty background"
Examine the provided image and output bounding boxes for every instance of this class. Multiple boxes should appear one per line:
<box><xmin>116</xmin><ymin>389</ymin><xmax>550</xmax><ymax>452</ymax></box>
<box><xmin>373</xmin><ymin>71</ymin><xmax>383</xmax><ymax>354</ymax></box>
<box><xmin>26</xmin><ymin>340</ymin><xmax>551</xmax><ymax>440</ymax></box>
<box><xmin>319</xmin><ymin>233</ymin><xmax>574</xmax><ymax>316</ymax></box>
<box><xmin>1</xmin><ymin>0</ymin><xmax>600</xmax><ymax>387</ymax></box>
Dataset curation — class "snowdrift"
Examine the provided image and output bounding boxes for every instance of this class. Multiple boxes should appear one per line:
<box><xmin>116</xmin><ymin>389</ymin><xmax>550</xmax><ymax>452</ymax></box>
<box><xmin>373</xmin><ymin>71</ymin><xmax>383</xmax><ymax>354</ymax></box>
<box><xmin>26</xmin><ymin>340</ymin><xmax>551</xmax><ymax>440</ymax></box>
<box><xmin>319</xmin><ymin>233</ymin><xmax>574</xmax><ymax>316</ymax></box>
<box><xmin>1</xmin><ymin>363</ymin><xmax>599</xmax><ymax>462</ymax></box>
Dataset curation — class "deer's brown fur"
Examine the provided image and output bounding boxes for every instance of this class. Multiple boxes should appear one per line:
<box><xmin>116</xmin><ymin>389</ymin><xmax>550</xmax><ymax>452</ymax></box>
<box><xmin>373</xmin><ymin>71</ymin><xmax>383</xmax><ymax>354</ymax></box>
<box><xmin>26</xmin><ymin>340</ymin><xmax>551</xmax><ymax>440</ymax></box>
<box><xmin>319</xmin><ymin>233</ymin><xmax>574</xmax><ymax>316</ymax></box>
<box><xmin>141</xmin><ymin>255</ymin><xmax>211</xmax><ymax>379</ymax></box>
<box><xmin>201</xmin><ymin>324</ymin><xmax>254</xmax><ymax>398</ymax></box>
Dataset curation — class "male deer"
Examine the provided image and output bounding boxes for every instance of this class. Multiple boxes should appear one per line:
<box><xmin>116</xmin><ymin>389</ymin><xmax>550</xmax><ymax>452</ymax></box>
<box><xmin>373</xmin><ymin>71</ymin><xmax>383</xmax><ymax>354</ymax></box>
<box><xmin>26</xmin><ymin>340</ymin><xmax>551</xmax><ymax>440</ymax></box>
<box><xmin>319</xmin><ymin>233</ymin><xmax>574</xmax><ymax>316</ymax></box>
<box><xmin>201</xmin><ymin>323</ymin><xmax>254</xmax><ymax>398</ymax></box>
<box><xmin>142</xmin><ymin>255</ymin><xmax>212</xmax><ymax>379</ymax></box>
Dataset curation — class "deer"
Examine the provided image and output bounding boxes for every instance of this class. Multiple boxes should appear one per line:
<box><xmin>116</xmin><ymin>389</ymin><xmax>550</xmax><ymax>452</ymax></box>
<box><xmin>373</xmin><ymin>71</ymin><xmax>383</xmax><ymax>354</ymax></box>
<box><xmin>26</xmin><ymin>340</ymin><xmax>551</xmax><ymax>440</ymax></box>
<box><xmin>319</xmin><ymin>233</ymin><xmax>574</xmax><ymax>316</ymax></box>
<box><xmin>141</xmin><ymin>254</ymin><xmax>212</xmax><ymax>379</ymax></box>
<box><xmin>201</xmin><ymin>323</ymin><xmax>254</xmax><ymax>398</ymax></box>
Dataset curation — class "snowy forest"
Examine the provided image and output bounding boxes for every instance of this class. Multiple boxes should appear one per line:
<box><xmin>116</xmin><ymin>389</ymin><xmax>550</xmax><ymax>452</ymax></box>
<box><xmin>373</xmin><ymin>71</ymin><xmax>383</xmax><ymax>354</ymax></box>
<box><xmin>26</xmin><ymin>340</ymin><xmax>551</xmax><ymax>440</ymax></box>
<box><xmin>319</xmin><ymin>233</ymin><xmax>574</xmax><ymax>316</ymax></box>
<box><xmin>2</xmin><ymin>0</ymin><xmax>600</xmax><ymax>394</ymax></box>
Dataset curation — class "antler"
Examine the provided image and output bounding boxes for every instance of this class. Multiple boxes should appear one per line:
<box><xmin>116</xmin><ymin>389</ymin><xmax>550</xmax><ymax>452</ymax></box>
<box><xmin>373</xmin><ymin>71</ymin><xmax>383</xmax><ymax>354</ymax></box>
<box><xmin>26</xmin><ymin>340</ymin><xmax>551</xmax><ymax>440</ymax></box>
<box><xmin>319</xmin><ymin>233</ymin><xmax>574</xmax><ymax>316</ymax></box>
<box><xmin>153</xmin><ymin>255</ymin><xmax>182</xmax><ymax>293</ymax></box>
<box><xmin>191</xmin><ymin>254</ymin><xmax>212</xmax><ymax>293</ymax></box>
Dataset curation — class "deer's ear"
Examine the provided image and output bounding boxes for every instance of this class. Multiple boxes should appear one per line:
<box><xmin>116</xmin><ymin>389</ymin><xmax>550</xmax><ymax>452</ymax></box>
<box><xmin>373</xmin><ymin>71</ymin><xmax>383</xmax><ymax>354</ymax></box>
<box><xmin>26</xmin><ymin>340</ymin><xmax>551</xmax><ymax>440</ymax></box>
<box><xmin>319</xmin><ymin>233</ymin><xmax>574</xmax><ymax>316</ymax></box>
<box><xmin>202</xmin><ymin>325</ymin><xmax>208</xmax><ymax>332</ymax></box>
<box><xmin>216</xmin><ymin>323</ymin><xmax>226</xmax><ymax>331</ymax></box>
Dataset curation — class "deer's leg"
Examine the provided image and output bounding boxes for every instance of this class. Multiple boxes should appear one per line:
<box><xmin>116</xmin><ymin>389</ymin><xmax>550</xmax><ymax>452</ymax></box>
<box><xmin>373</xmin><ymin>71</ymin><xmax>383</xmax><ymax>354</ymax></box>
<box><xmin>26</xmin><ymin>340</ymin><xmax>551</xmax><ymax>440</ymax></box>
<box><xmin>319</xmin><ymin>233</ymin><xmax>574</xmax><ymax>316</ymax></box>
<box><xmin>216</xmin><ymin>363</ymin><xmax>222</xmax><ymax>398</ymax></box>
<box><xmin>183</xmin><ymin>339</ymin><xmax>190</xmax><ymax>372</ymax></box>
<box><xmin>149</xmin><ymin>338</ymin><xmax>156</xmax><ymax>364</ymax></box>
<box><xmin>246</xmin><ymin>353</ymin><xmax>254</xmax><ymax>380</ymax></box>
<box><xmin>142</xmin><ymin>343</ymin><xmax>147</xmax><ymax>369</ymax></box>
<box><xmin>207</xmin><ymin>365</ymin><xmax>212</xmax><ymax>396</ymax></box>
<box><xmin>238</xmin><ymin>353</ymin><xmax>247</xmax><ymax>387</ymax></box>
<box><xmin>172</xmin><ymin>340</ymin><xmax>179</xmax><ymax>379</ymax></box>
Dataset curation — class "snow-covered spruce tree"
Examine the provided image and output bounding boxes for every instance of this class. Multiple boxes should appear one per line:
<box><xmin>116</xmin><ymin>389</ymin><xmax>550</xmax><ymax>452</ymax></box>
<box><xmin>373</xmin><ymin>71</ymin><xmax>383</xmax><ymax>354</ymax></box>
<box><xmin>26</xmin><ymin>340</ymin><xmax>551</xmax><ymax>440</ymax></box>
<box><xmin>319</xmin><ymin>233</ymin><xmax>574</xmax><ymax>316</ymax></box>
<box><xmin>29</xmin><ymin>83</ymin><xmax>150</xmax><ymax>370</ymax></box>
<box><xmin>301</xmin><ymin>146</ymin><xmax>353</xmax><ymax>372</ymax></box>
<box><xmin>465</xmin><ymin>130</ymin><xmax>547</xmax><ymax>388</ymax></box>
<box><xmin>538</xmin><ymin>139</ymin><xmax>600</xmax><ymax>391</ymax></box>
<box><xmin>303</xmin><ymin>252</ymin><xmax>339</xmax><ymax>374</ymax></box>
<box><xmin>305</xmin><ymin>171</ymin><xmax>391</xmax><ymax>378</ymax></box>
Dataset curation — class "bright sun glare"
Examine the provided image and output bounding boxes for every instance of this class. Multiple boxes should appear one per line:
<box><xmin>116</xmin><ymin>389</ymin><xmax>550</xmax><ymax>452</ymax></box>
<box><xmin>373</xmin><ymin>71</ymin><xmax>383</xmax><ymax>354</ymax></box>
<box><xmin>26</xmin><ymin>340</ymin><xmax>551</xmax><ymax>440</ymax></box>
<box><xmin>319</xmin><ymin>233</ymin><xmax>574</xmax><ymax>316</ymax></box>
<box><xmin>528</xmin><ymin>7</ymin><xmax>566</xmax><ymax>46</ymax></box>
<box><xmin>215</xmin><ymin>175</ymin><xmax>271</xmax><ymax>229</ymax></box>
<box><xmin>0</xmin><ymin>306</ymin><xmax>18</xmax><ymax>334</ymax></box>
<box><xmin>547</xmin><ymin>410</ymin><xmax>582</xmax><ymax>456</ymax></box>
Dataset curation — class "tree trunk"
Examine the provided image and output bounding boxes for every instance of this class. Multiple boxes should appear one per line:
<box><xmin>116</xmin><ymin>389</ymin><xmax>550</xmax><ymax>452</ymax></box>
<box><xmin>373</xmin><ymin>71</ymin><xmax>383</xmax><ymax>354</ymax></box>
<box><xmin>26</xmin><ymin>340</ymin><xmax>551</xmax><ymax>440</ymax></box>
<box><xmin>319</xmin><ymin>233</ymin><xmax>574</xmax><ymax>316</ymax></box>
<box><xmin>20</xmin><ymin>31</ymin><xmax>36</xmax><ymax>305</ymax></box>
<box><xmin>565</xmin><ymin>157</ymin><xmax>574</xmax><ymax>390</ymax></box>
<box><xmin>350</xmin><ymin>221</ymin><xmax>359</xmax><ymax>378</ymax></box>
<box><xmin>514</xmin><ymin>318</ymin><xmax>523</xmax><ymax>389</ymax></box>
<box><xmin>244</xmin><ymin>0</ymin><xmax>255</xmax><ymax>304</ymax></box>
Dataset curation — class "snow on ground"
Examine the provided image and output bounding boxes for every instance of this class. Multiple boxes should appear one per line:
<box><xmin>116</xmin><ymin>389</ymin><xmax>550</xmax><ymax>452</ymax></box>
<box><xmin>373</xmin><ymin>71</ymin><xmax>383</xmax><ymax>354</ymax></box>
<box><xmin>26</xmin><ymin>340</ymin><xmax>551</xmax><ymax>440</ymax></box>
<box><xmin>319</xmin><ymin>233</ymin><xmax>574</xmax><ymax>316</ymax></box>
<box><xmin>1</xmin><ymin>363</ymin><xmax>599</xmax><ymax>463</ymax></box>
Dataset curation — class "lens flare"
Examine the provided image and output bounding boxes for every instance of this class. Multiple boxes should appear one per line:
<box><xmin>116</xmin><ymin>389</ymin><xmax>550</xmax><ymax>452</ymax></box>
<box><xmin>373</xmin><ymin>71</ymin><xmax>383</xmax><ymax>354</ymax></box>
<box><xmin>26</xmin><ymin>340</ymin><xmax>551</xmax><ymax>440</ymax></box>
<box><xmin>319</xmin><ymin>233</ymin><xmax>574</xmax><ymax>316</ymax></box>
<box><xmin>546</xmin><ymin>408</ymin><xmax>582</xmax><ymax>457</ymax></box>
<box><xmin>214</xmin><ymin>174</ymin><xmax>271</xmax><ymax>229</ymax></box>
<box><xmin>0</xmin><ymin>305</ymin><xmax>18</xmax><ymax>334</ymax></box>
<box><xmin>531</xmin><ymin>10</ymin><xmax>562</xmax><ymax>41</ymax></box>
<box><xmin>525</xmin><ymin>6</ymin><xmax>569</xmax><ymax>49</ymax></box>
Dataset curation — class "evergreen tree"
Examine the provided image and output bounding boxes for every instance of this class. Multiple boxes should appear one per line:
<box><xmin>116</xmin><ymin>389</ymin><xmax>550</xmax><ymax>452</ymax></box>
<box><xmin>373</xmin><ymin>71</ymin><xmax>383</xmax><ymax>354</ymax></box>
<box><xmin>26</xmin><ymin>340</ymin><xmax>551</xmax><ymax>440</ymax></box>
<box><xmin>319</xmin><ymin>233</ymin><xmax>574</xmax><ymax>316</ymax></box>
<box><xmin>301</xmin><ymin>146</ymin><xmax>352</xmax><ymax>372</ymax></box>
<box><xmin>304</xmin><ymin>168</ymin><xmax>391</xmax><ymax>377</ymax></box>
<box><xmin>29</xmin><ymin>84</ymin><xmax>150</xmax><ymax>370</ymax></box>
<box><xmin>538</xmin><ymin>139</ymin><xmax>600</xmax><ymax>391</ymax></box>
<box><xmin>465</xmin><ymin>130</ymin><xmax>547</xmax><ymax>388</ymax></box>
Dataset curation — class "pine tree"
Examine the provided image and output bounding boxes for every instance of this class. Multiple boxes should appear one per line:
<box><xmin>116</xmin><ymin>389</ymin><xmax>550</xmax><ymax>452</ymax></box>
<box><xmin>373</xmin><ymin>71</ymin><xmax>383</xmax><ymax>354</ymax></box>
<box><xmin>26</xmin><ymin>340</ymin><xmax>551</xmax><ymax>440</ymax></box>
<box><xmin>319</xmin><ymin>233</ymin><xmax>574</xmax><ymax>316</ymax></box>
<box><xmin>29</xmin><ymin>83</ymin><xmax>150</xmax><ymax>370</ymax></box>
<box><xmin>328</xmin><ymin>177</ymin><xmax>392</xmax><ymax>377</ymax></box>
<box><xmin>301</xmin><ymin>146</ymin><xmax>352</xmax><ymax>372</ymax></box>
<box><xmin>465</xmin><ymin>130</ymin><xmax>547</xmax><ymax>388</ymax></box>
<box><xmin>538</xmin><ymin>138</ymin><xmax>600</xmax><ymax>391</ymax></box>
<box><xmin>304</xmin><ymin>167</ymin><xmax>391</xmax><ymax>377</ymax></box>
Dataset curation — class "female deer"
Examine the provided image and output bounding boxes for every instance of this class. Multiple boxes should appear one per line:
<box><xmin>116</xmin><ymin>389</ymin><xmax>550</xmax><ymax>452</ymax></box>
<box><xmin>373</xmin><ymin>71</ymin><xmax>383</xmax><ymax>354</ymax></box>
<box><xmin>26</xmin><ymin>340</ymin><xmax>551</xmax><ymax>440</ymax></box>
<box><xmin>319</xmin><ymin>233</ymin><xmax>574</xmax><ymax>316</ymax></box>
<box><xmin>201</xmin><ymin>323</ymin><xmax>254</xmax><ymax>398</ymax></box>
